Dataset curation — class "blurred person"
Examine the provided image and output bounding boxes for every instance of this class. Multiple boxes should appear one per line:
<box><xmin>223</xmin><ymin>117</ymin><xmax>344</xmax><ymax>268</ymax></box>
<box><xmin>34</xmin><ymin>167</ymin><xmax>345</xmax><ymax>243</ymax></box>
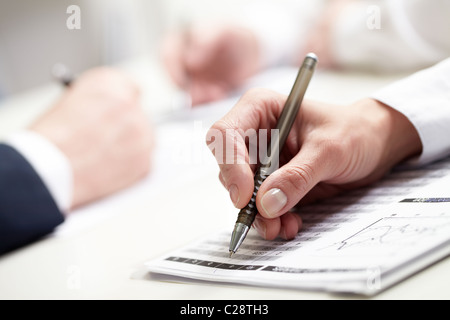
<box><xmin>163</xmin><ymin>0</ymin><xmax>450</xmax><ymax>105</ymax></box>
<box><xmin>0</xmin><ymin>67</ymin><xmax>153</xmax><ymax>255</ymax></box>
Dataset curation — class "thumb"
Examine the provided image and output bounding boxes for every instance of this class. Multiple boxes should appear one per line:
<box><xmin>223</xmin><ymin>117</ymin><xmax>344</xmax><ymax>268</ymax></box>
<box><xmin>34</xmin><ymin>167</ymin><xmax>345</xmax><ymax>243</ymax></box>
<box><xmin>256</xmin><ymin>142</ymin><xmax>332</xmax><ymax>219</ymax></box>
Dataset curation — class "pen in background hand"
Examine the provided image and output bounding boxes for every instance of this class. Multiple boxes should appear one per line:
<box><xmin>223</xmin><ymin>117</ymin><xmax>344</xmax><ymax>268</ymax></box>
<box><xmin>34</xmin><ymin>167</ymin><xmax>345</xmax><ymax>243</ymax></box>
<box><xmin>228</xmin><ymin>53</ymin><xmax>318</xmax><ymax>257</ymax></box>
<box><xmin>51</xmin><ymin>63</ymin><xmax>74</xmax><ymax>87</ymax></box>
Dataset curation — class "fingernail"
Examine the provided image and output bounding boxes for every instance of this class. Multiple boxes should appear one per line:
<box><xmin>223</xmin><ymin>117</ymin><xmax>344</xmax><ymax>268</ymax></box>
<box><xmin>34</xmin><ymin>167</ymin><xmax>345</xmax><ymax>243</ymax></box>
<box><xmin>260</xmin><ymin>188</ymin><xmax>287</xmax><ymax>218</ymax></box>
<box><xmin>253</xmin><ymin>217</ymin><xmax>266</xmax><ymax>239</ymax></box>
<box><xmin>229</xmin><ymin>184</ymin><xmax>239</xmax><ymax>206</ymax></box>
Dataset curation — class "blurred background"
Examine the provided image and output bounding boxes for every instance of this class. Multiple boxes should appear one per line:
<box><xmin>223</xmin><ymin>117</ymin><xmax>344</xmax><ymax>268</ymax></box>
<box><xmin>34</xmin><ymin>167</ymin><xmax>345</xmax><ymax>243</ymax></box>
<box><xmin>0</xmin><ymin>0</ymin><xmax>289</xmax><ymax>98</ymax></box>
<box><xmin>2</xmin><ymin>0</ymin><xmax>446</xmax><ymax>130</ymax></box>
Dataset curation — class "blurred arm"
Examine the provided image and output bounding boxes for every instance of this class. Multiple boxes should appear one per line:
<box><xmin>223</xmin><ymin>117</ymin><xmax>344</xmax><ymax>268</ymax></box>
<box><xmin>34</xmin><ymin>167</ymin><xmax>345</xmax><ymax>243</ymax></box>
<box><xmin>5</xmin><ymin>130</ymin><xmax>72</xmax><ymax>213</ymax></box>
<box><xmin>0</xmin><ymin>67</ymin><xmax>153</xmax><ymax>255</ymax></box>
<box><xmin>0</xmin><ymin>143</ymin><xmax>64</xmax><ymax>255</ymax></box>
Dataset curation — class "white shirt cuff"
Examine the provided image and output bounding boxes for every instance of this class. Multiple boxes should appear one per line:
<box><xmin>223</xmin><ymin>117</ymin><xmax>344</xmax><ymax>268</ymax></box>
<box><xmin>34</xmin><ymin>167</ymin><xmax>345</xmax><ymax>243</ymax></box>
<box><xmin>4</xmin><ymin>130</ymin><xmax>73</xmax><ymax>214</ymax></box>
<box><xmin>371</xmin><ymin>58</ymin><xmax>450</xmax><ymax>166</ymax></box>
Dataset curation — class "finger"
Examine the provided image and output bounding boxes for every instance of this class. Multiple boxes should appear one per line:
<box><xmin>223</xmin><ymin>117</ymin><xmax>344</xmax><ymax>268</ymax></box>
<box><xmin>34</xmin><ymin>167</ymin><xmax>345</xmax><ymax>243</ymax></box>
<box><xmin>217</xmin><ymin>167</ymin><xmax>250</xmax><ymax>208</ymax></box>
<box><xmin>206</xmin><ymin>126</ymin><xmax>253</xmax><ymax>207</ymax></box>
<box><xmin>253</xmin><ymin>212</ymin><xmax>302</xmax><ymax>241</ymax></box>
<box><xmin>253</xmin><ymin>215</ymin><xmax>280</xmax><ymax>241</ymax></box>
<box><xmin>207</xmin><ymin>89</ymin><xmax>287</xmax><ymax>208</ymax></box>
<box><xmin>221</xmin><ymin>164</ymin><xmax>253</xmax><ymax>209</ymax></box>
<box><xmin>279</xmin><ymin>212</ymin><xmax>303</xmax><ymax>240</ymax></box>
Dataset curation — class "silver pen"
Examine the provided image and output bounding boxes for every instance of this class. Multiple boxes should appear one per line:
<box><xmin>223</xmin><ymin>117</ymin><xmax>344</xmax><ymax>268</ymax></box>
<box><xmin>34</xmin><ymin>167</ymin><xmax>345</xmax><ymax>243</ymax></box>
<box><xmin>229</xmin><ymin>53</ymin><xmax>318</xmax><ymax>257</ymax></box>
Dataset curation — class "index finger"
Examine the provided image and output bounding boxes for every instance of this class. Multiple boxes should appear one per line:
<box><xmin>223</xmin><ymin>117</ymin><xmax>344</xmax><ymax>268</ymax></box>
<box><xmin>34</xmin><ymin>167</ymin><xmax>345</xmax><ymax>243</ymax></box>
<box><xmin>206</xmin><ymin>88</ymin><xmax>287</xmax><ymax>208</ymax></box>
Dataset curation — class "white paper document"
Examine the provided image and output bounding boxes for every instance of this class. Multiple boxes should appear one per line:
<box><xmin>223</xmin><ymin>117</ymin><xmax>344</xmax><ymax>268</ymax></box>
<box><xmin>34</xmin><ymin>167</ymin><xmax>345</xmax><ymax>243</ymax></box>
<box><xmin>145</xmin><ymin>158</ymin><xmax>450</xmax><ymax>295</ymax></box>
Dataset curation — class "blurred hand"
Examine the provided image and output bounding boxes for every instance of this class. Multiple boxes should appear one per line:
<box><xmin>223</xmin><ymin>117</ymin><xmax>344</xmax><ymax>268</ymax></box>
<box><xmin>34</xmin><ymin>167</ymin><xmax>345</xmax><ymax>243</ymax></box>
<box><xmin>162</xmin><ymin>23</ymin><xmax>261</xmax><ymax>106</ymax></box>
<box><xmin>30</xmin><ymin>67</ymin><xmax>153</xmax><ymax>209</ymax></box>
<box><xmin>207</xmin><ymin>89</ymin><xmax>421</xmax><ymax>240</ymax></box>
<box><xmin>302</xmin><ymin>0</ymin><xmax>354</xmax><ymax>68</ymax></box>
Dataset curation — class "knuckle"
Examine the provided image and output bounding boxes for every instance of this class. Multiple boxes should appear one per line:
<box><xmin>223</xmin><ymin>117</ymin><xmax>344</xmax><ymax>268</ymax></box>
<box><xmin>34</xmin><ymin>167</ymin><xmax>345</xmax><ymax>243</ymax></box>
<box><xmin>208</xmin><ymin>119</ymin><xmax>231</xmax><ymax>136</ymax></box>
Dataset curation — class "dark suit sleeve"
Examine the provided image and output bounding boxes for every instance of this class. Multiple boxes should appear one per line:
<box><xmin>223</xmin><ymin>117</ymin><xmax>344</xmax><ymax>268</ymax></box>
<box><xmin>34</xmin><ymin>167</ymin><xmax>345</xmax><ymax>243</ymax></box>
<box><xmin>0</xmin><ymin>143</ymin><xmax>64</xmax><ymax>255</ymax></box>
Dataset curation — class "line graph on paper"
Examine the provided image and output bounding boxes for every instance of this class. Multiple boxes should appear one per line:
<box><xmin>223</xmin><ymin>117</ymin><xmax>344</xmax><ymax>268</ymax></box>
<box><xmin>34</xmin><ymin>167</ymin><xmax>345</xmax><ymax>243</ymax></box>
<box><xmin>319</xmin><ymin>216</ymin><xmax>450</xmax><ymax>255</ymax></box>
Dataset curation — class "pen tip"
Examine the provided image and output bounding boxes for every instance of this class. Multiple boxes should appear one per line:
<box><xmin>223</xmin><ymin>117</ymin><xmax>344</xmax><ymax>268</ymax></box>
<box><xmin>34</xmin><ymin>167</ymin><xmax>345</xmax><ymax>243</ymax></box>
<box><xmin>229</xmin><ymin>251</ymin><xmax>234</xmax><ymax>258</ymax></box>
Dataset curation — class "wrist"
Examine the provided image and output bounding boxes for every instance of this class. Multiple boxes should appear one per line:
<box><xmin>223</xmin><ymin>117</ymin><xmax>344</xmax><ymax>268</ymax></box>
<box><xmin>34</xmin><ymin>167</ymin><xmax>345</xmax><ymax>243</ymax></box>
<box><xmin>365</xmin><ymin>98</ymin><xmax>422</xmax><ymax>169</ymax></box>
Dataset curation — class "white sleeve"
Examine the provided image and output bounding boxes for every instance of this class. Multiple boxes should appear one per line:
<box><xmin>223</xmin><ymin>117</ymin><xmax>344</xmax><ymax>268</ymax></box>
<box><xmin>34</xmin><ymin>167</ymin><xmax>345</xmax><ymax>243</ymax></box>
<box><xmin>371</xmin><ymin>58</ymin><xmax>450</xmax><ymax>166</ymax></box>
<box><xmin>330</xmin><ymin>0</ymin><xmax>450</xmax><ymax>72</ymax></box>
<box><xmin>3</xmin><ymin>130</ymin><xmax>73</xmax><ymax>213</ymax></box>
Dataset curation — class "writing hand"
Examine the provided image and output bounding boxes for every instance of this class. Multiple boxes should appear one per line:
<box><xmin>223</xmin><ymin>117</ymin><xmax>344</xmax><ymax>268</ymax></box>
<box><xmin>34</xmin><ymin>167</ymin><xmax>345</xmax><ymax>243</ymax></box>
<box><xmin>207</xmin><ymin>88</ymin><xmax>421</xmax><ymax>240</ymax></box>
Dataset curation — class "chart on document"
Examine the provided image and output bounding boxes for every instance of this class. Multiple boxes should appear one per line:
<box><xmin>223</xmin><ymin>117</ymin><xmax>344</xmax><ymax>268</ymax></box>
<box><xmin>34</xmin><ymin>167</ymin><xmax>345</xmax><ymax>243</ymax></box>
<box><xmin>146</xmin><ymin>158</ymin><xmax>450</xmax><ymax>295</ymax></box>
